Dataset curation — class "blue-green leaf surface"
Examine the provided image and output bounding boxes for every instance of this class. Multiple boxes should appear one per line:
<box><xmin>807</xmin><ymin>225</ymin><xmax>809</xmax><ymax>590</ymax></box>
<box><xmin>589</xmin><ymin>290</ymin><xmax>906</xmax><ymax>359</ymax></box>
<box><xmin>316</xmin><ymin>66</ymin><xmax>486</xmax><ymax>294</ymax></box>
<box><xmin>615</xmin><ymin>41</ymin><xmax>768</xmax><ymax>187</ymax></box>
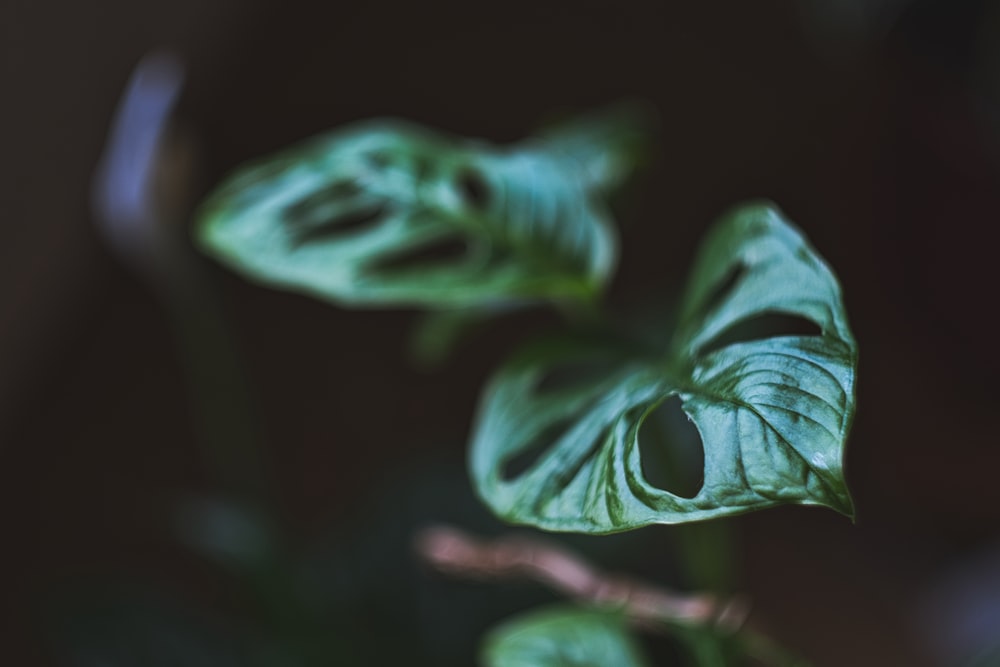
<box><xmin>481</xmin><ymin>606</ymin><xmax>650</xmax><ymax>667</ymax></box>
<box><xmin>471</xmin><ymin>202</ymin><xmax>857</xmax><ymax>532</ymax></box>
<box><xmin>195</xmin><ymin>108</ymin><xmax>642</xmax><ymax>308</ymax></box>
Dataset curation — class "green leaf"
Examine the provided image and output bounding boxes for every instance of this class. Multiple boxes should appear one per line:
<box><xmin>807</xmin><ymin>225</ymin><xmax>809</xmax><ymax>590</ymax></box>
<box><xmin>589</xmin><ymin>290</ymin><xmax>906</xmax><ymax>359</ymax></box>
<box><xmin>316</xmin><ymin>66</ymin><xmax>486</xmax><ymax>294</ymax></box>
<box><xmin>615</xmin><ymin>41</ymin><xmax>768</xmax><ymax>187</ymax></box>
<box><xmin>470</xmin><ymin>202</ymin><xmax>857</xmax><ymax>532</ymax></box>
<box><xmin>481</xmin><ymin>606</ymin><xmax>651</xmax><ymax>667</ymax></box>
<box><xmin>195</xmin><ymin>107</ymin><xmax>644</xmax><ymax>308</ymax></box>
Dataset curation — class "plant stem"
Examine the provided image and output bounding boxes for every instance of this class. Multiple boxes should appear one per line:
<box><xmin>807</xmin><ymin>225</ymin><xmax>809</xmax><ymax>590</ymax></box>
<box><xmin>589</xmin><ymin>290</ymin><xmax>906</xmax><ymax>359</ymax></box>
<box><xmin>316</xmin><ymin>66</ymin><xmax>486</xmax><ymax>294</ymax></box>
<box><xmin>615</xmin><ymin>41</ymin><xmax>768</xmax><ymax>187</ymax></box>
<box><xmin>414</xmin><ymin>524</ymin><xmax>748</xmax><ymax>632</ymax></box>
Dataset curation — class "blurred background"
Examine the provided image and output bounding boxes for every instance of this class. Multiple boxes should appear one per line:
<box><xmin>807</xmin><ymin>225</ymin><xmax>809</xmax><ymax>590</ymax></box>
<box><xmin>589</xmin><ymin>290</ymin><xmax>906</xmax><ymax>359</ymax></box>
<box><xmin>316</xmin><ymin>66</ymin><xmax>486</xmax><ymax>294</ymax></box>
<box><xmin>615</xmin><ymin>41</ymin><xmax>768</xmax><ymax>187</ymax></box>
<box><xmin>3</xmin><ymin>1</ymin><xmax>1000</xmax><ymax>665</ymax></box>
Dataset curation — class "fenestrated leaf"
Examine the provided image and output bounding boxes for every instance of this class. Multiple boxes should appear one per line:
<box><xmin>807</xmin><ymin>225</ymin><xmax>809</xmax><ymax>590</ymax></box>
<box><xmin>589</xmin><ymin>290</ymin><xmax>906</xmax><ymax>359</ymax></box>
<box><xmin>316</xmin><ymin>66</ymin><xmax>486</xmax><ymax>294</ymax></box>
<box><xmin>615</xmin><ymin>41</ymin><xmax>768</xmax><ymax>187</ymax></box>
<box><xmin>195</xmin><ymin>106</ymin><xmax>644</xmax><ymax>308</ymax></box>
<box><xmin>470</xmin><ymin>202</ymin><xmax>857</xmax><ymax>532</ymax></box>
<box><xmin>481</xmin><ymin>606</ymin><xmax>651</xmax><ymax>667</ymax></box>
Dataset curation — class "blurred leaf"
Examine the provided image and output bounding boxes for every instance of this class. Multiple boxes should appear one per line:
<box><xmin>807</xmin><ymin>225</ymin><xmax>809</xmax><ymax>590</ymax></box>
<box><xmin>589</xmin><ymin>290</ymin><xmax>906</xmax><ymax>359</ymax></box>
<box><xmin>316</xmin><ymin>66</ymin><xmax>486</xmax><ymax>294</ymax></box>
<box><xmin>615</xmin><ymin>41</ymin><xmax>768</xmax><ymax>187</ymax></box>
<box><xmin>481</xmin><ymin>606</ymin><xmax>651</xmax><ymax>667</ymax></box>
<box><xmin>470</xmin><ymin>202</ymin><xmax>857</xmax><ymax>532</ymax></box>
<box><xmin>196</xmin><ymin>106</ymin><xmax>645</xmax><ymax>309</ymax></box>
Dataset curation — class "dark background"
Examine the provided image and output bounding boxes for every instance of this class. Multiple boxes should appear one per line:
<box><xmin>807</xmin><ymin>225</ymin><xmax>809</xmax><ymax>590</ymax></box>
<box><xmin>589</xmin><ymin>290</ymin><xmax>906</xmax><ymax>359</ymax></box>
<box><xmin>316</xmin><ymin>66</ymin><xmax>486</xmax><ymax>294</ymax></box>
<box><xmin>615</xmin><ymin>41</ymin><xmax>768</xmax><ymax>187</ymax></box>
<box><xmin>3</xmin><ymin>1</ymin><xmax>1000</xmax><ymax>665</ymax></box>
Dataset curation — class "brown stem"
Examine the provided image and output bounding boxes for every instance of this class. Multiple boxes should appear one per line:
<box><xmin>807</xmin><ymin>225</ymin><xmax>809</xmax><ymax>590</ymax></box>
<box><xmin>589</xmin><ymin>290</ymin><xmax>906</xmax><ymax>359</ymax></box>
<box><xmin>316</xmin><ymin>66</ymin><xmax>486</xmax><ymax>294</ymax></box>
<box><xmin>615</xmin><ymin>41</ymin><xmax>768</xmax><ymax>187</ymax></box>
<box><xmin>414</xmin><ymin>524</ymin><xmax>749</xmax><ymax>633</ymax></box>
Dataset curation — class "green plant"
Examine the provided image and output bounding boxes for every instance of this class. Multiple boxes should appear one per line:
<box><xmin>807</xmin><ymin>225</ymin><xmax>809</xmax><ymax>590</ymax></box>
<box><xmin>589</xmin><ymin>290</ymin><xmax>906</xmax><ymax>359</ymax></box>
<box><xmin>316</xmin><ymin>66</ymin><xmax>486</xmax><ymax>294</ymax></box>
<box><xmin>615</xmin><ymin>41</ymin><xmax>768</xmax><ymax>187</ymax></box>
<box><xmin>195</xmin><ymin>105</ymin><xmax>857</xmax><ymax>666</ymax></box>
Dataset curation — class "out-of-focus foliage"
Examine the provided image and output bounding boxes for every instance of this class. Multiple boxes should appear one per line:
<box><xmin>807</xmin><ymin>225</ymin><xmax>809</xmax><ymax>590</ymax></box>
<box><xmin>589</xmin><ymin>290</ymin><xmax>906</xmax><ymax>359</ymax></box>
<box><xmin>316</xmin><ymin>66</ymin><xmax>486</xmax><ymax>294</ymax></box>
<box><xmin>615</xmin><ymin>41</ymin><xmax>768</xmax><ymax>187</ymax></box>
<box><xmin>481</xmin><ymin>606</ymin><xmax>650</xmax><ymax>667</ymax></box>
<box><xmin>196</xmin><ymin>106</ymin><xmax>645</xmax><ymax>309</ymax></box>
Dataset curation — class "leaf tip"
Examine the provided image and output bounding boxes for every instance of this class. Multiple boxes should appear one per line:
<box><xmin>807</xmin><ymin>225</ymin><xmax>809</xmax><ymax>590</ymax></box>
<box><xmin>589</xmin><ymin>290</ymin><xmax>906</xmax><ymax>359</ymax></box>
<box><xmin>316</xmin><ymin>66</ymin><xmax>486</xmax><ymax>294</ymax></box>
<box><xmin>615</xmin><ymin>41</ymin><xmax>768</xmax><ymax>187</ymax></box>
<box><xmin>826</xmin><ymin>489</ymin><xmax>856</xmax><ymax>522</ymax></box>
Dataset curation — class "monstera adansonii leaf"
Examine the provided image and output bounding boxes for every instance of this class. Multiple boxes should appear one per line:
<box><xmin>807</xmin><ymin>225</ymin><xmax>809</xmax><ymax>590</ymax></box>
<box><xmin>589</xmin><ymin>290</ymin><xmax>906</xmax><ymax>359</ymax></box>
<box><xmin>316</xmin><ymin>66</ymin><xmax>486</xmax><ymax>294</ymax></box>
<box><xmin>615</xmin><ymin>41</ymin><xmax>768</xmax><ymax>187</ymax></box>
<box><xmin>482</xmin><ymin>606</ymin><xmax>650</xmax><ymax>667</ymax></box>
<box><xmin>471</xmin><ymin>202</ymin><xmax>857</xmax><ymax>533</ymax></box>
<box><xmin>195</xmin><ymin>106</ymin><xmax>644</xmax><ymax>308</ymax></box>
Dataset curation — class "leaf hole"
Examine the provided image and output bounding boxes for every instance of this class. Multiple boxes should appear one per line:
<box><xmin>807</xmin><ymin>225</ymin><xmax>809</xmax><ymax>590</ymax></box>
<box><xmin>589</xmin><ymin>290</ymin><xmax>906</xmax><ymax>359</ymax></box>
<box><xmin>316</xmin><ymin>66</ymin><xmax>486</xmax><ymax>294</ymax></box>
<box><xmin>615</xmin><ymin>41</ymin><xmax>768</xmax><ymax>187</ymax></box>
<box><xmin>369</xmin><ymin>236</ymin><xmax>469</xmax><ymax>273</ymax></box>
<box><xmin>696</xmin><ymin>264</ymin><xmax>746</xmax><ymax>318</ymax></box>
<box><xmin>637</xmin><ymin>397</ymin><xmax>703</xmax><ymax>499</ymax></box>
<box><xmin>455</xmin><ymin>167</ymin><xmax>490</xmax><ymax>211</ymax></box>
<box><xmin>287</xmin><ymin>202</ymin><xmax>387</xmax><ymax>248</ymax></box>
<box><xmin>550</xmin><ymin>427</ymin><xmax>608</xmax><ymax>491</ymax></box>
<box><xmin>501</xmin><ymin>417</ymin><xmax>577</xmax><ymax>481</ymax></box>
<box><xmin>284</xmin><ymin>180</ymin><xmax>362</xmax><ymax>225</ymax></box>
<box><xmin>698</xmin><ymin>313</ymin><xmax>822</xmax><ymax>356</ymax></box>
